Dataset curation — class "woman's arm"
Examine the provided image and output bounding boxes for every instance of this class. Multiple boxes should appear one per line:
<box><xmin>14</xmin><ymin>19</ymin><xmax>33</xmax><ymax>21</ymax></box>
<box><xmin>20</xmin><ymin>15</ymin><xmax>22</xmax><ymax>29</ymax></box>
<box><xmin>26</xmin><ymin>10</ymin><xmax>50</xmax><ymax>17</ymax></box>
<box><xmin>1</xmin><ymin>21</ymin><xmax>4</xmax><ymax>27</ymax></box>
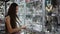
<box><xmin>5</xmin><ymin>16</ymin><xmax>21</xmax><ymax>34</ymax></box>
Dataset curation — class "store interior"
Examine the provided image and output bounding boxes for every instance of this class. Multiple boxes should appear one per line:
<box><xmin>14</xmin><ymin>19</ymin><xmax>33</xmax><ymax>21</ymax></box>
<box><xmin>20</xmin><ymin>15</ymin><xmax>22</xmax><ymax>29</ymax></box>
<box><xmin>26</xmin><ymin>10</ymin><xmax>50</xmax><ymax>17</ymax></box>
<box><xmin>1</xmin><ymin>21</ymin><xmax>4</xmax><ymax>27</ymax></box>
<box><xmin>0</xmin><ymin>0</ymin><xmax>60</xmax><ymax>34</ymax></box>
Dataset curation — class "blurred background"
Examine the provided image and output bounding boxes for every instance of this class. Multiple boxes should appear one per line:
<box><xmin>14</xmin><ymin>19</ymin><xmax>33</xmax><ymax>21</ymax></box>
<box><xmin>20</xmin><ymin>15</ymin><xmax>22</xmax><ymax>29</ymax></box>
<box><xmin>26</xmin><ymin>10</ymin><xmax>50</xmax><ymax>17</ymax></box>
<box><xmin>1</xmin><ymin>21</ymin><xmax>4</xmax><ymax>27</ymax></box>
<box><xmin>0</xmin><ymin>0</ymin><xmax>60</xmax><ymax>34</ymax></box>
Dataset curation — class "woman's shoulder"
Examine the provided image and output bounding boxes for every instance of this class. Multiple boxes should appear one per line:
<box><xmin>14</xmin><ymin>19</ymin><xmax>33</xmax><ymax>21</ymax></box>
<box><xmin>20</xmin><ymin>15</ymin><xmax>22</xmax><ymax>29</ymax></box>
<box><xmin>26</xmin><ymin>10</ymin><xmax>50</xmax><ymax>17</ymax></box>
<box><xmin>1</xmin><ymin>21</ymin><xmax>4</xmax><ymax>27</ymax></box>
<box><xmin>5</xmin><ymin>16</ymin><xmax>10</xmax><ymax>24</ymax></box>
<box><xmin>5</xmin><ymin>16</ymin><xmax>10</xmax><ymax>20</ymax></box>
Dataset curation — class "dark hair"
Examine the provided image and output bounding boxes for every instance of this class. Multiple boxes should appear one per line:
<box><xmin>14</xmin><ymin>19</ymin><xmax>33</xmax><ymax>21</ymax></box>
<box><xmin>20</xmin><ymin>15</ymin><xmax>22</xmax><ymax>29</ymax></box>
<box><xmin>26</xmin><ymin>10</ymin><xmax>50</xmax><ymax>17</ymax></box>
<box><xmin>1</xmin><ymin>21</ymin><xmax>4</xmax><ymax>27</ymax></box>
<box><xmin>51</xmin><ymin>0</ymin><xmax>57</xmax><ymax>8</ymax></box>
<box><xmin>7</xmin><ymin>3</ymin><xmax>18</xmax><ymax>28</ymax></box>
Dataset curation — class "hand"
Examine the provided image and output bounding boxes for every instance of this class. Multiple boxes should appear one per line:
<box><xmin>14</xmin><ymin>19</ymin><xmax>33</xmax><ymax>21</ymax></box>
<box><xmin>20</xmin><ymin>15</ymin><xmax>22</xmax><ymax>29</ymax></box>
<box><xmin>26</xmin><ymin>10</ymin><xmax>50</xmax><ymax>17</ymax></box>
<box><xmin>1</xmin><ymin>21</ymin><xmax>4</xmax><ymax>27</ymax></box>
<box><xmin>21</xmin><ymin>26</ymin><xmax>26</xmax><ymax>29</ymax></box>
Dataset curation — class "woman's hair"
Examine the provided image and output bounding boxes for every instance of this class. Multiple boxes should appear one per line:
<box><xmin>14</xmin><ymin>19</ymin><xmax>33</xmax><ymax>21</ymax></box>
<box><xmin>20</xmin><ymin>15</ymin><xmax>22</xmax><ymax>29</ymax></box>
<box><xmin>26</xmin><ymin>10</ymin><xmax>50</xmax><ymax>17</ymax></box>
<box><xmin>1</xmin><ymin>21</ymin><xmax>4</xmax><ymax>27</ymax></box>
<box><xmin>7</xmin><ymin>3</ymin><xmax>18</xmax><ymax>28</ymax></box>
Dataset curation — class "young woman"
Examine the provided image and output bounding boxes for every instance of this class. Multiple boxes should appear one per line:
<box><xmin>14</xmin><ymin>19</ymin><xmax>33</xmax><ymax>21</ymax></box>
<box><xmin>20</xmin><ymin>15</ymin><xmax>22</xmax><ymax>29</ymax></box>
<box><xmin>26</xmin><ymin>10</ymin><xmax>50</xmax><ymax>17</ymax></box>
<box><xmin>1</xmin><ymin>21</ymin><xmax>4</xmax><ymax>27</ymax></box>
<box><xmin>5</xmin><ymin>3</ymin><xmax>26</xmax><ymax>34</ymax></box>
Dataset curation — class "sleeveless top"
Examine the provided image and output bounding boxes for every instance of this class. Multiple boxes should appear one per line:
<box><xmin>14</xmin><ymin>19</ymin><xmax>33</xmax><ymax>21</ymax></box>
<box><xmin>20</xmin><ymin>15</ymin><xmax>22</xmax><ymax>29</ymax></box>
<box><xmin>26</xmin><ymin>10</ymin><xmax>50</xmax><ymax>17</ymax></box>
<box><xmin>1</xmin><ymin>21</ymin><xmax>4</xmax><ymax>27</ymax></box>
<box><xmin>5</xmin><ymin>16</ymin><xmax>21</xmax><ymax>34</ymax></box>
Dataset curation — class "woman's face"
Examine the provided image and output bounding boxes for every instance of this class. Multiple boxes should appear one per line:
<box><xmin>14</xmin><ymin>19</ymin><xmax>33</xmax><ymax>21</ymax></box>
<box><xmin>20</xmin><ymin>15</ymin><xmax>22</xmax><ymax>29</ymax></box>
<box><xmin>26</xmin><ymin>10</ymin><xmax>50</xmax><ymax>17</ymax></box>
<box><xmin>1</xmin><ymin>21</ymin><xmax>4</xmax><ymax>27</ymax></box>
<box><xmin>16</xmin><ymin>6</ymin><xmax>18</xmax><ymax>14</ymax></box>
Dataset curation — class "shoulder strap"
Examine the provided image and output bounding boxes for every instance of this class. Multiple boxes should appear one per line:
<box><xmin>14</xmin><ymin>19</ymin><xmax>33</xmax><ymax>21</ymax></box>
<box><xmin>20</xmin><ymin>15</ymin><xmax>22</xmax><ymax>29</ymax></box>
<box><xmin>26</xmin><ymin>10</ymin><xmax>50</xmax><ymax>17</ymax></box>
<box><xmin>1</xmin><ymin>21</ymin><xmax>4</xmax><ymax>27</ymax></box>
<box><xmin>16</xmin><ymin>17</ymin><xmax>22</xmax><ymax>27</ymax></box>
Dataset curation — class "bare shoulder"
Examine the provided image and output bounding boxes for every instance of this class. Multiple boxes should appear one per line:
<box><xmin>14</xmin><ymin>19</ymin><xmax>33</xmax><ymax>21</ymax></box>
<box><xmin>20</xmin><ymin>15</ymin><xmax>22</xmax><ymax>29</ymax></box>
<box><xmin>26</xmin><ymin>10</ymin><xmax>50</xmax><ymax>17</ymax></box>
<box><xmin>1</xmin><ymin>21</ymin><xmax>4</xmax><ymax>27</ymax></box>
<box><xmin>5</xmin><ymin>16</ymin><xmax>10</xmax><ymax>23</ymax></box>
<box><xmin>5</xmin><ymin>16</ymin><xmax>10</xmax><ymax>20</ymax></box>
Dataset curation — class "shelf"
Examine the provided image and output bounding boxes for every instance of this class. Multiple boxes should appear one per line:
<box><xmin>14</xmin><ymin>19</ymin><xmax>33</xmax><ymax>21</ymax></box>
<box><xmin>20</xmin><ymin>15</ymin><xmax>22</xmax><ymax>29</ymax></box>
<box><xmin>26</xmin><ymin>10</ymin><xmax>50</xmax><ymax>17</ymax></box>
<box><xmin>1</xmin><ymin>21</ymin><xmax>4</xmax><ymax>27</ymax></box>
<box><xmin>26</xmin><ymin>0</ymin><xmax>41</xmax><ymax>3</ymax></box>
<box><xmin>26</xmin><ymin>24</ymin><xmax>42</xmax><ymax>32</ymax></box>
<box><xmin>0</xmin><ymin>24</ymin><xmax>5</xmax><ymax>33</ymax></box>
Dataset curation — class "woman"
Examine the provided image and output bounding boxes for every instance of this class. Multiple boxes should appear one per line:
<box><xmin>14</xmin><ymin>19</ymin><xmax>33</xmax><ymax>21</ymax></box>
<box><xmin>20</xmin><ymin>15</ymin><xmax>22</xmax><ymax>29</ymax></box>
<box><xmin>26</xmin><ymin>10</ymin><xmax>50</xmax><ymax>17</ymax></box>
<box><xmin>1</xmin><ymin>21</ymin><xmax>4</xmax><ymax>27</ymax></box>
<box><xmin>5</xmin><ymin>3</ymin><xmax>26</xmax><ymax>34</ymax></box>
